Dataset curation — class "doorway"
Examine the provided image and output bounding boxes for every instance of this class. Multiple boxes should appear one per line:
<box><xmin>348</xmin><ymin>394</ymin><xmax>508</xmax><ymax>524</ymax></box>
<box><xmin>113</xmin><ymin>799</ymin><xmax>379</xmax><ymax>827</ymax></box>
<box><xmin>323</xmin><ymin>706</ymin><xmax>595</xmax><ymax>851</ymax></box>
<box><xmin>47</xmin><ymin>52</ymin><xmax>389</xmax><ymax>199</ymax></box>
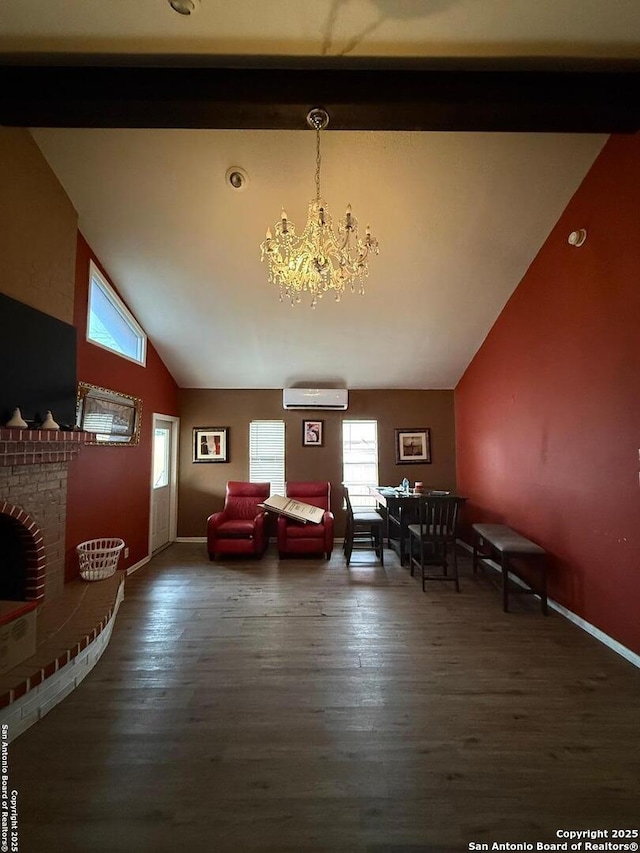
<box><xmin>150</xmin><ymin>414</ymin><xmax>179</xmax><ymax>555</ymax></box>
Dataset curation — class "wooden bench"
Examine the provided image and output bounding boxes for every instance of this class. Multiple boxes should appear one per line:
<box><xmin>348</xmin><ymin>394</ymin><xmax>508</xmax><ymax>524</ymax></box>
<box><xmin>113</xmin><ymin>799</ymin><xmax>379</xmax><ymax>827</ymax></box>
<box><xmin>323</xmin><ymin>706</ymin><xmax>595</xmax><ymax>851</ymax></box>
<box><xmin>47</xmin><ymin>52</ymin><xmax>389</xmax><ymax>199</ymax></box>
<box><xmin>472</xmin><ymin>523</ymin><xmax>548</xmax><ymax>615</ymax></box>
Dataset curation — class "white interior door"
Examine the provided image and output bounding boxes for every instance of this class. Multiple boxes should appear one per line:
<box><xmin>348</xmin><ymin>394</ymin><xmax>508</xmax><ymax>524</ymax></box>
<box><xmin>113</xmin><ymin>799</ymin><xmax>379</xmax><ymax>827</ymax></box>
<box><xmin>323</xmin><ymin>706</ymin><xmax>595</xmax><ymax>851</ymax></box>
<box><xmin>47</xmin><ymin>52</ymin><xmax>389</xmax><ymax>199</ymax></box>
<box><xmin>151</xmin><ymin>415</ymin><xmax>178</xmax><ymax>554</ymax></box>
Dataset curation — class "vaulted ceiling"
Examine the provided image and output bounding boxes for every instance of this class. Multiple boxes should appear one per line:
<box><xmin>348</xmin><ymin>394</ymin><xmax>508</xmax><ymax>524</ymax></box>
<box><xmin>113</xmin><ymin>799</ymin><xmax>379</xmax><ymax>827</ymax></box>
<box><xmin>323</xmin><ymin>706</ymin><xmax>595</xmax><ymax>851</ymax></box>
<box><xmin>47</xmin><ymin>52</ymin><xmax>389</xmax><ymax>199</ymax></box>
<box><xmin>1</xmin><ymin>1</ymin><xmax>639</xmax><ymax>389</ymax></box>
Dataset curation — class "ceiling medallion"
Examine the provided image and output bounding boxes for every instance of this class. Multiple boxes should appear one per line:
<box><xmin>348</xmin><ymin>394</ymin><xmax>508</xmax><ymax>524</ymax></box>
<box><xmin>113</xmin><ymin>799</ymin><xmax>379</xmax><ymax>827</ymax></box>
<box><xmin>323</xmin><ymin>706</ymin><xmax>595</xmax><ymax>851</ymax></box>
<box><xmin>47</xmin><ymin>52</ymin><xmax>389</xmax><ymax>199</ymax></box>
<box><xmin>260</xmin><ymin>108</ymin><xmax>379</xmax><ymax>308</ymax></box>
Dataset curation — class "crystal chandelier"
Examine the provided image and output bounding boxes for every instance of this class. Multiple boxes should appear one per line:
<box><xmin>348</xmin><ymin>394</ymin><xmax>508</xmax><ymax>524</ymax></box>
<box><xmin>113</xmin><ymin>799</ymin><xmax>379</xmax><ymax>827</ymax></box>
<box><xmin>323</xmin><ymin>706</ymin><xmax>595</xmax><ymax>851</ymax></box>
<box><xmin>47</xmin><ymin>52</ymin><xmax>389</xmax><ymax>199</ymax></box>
<box><xmin>260</xmin><ymin>108</ymin><xmax>379</xmax><ymax>308</ymax></box>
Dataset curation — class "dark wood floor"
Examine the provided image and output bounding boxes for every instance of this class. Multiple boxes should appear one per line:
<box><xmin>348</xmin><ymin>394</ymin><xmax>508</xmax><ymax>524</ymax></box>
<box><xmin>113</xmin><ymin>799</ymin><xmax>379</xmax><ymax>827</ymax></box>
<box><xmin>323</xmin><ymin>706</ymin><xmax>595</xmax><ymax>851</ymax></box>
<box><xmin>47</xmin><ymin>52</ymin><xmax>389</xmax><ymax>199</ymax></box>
<box><xmin>10</xmin><ymin>543</ymin><xmax>640</xmax><ymax>853</ymax></box>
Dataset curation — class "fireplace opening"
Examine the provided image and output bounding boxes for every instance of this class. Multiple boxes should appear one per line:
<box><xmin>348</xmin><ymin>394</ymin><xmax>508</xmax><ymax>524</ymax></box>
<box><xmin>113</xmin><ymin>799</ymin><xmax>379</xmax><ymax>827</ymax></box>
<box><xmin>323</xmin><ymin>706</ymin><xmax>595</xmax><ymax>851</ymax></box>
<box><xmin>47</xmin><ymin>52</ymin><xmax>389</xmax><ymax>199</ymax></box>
<box><xmin>0</xmin><ymin>514</ymin><xmax>28</xmax><ymax>600</ymax></box>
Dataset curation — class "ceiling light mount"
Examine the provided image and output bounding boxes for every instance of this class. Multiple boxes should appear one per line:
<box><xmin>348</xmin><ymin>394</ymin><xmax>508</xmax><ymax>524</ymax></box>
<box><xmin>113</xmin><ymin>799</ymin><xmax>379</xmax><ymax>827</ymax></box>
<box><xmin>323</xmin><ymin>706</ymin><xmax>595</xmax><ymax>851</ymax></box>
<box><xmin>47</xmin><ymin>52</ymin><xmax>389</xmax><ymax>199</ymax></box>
<box><xmin>260</xmin><ymin>107</ymin><xmax>379</xmax><ymax>308</ymax></box>
<box><xmin>306</xmin><ymin>108</ymin><xmax>329</xmax><ymax>132</ymax></box>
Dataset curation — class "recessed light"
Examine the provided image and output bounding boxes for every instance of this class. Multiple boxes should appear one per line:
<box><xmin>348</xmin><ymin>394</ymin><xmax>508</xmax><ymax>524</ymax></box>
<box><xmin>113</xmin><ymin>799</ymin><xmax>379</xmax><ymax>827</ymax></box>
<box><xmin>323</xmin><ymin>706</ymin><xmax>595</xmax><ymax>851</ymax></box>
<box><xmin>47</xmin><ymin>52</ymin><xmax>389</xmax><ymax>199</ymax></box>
<box><xmin>226</xmin><ymin>167</ymin><xmax>249</xmax><ymax>191</ymax></box>
<box><xmin>568</xmin><ymin>229</ymin><xmax>587</xmax><ymax>247</ymax></box>
<box><xmin>168</xmin><ymin>0</ymin><xmax>200</xmax><ymax>15</ymax></box>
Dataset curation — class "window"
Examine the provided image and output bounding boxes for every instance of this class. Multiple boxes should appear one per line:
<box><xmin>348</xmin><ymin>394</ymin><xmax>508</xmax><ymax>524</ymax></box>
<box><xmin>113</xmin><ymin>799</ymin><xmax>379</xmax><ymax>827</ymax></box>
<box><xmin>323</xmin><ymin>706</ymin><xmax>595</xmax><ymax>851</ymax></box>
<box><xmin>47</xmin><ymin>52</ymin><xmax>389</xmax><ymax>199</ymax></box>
<box><xmin>249</xmin><ymin>421</ymin><xmax>285</xmax><ymax>496</ymax></box>
<box><xmin>87</xmin><ymin>260</ymin><xmax>147</xmax><ymax>365</ymax></box>
<box><xmin>153</xmin><ymin>427</ymin><xmax>170</xmax><ymax>489</ymax></box>
<box><xmin>342</xmin><ymin>420</ymin><xmax>379</xmax><ymax>507</ymax></box>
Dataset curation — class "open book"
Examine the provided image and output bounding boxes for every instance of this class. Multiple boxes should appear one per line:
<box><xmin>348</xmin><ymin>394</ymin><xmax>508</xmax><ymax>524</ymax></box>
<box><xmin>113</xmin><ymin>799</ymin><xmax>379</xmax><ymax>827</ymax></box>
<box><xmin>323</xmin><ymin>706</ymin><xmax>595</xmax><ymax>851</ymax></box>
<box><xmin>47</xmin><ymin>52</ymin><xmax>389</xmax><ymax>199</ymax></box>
<box><xmin>259</xmin><ymin>494</ymin><xmax>325</xmax><ymax>525</ymax></box>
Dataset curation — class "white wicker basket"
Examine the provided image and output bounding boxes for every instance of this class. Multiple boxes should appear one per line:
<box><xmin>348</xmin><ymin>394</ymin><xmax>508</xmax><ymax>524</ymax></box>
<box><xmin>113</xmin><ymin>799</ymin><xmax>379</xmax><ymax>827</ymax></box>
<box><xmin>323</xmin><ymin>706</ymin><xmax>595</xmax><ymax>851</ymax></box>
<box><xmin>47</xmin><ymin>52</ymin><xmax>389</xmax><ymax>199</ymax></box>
<box><xmin>77</xmin><ymin>538</ymin><xmax>125</xmax><ymax>581</ymax></box>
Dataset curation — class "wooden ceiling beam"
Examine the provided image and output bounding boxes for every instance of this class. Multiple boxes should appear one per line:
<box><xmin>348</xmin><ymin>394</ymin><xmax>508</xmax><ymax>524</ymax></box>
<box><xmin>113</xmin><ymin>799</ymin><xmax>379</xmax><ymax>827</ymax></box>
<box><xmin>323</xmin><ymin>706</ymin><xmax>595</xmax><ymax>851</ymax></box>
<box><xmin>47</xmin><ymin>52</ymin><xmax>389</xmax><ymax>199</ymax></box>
<box><xmin>1</xmin><ymin>57</ymin><xmax>639</xmax><ymax>132</ymax></box>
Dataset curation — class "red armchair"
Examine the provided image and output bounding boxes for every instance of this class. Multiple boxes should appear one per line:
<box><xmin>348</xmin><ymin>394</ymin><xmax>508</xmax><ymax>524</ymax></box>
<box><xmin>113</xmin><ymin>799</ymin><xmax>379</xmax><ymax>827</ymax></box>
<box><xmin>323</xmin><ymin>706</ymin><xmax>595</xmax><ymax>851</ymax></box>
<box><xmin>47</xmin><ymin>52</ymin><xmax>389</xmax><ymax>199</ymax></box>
<box><xmin>277</xmin><ymin>481</ymin><xmax>334</xmax><ymax>559</ymax></box>
<box><xmin>207</xmin><ymin>481</ymin><xmax>270</xmax><ymax>560</ymax></box>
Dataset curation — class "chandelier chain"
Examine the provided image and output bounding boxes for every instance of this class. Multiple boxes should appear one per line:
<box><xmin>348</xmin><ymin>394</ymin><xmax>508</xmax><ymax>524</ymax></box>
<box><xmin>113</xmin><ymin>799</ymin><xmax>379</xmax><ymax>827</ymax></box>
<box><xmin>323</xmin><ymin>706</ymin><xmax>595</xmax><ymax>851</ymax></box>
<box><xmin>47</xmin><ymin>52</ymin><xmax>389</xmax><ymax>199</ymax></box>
<box><xmin>315</xmin><ymin>128</ymin><xmax>322</xmax><ymax>203</ymax></box>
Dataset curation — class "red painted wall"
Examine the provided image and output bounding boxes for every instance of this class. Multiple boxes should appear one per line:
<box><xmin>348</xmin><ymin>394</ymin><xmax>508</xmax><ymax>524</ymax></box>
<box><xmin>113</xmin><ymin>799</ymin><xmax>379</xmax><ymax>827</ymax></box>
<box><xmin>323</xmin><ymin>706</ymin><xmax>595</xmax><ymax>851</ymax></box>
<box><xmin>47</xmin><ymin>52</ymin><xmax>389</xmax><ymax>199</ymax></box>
<box><xmin>455</xmin><ymin>134</ymin><xmax>640</xmax><ymax>655</ymax></box>
<box><xmin>65</xmin><ymin>234</ymin><xmax>179</xmax><ymax>579</ymax></box>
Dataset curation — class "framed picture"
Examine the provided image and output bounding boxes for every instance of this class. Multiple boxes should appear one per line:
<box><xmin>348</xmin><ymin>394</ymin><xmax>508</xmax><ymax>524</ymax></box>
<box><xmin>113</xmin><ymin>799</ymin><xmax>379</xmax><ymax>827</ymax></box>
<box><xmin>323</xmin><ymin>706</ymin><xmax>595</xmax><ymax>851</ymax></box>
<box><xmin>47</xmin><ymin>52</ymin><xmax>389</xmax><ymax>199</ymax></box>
<box><xmin>77</xmin><ymin>382</ymin><xmax>142</xmax><ymax>445</ymax></box>
<box><xmin>193</xmin><ymin>427</ymin><xmax>229</xmax><ymax>463</ymax></box>
<box><xmin>302</xmin><ymin>419</ymin><xmax>324</xmax><ymax>447</ymax></box>
<box><xmin>395</xmin><ymin>428</ymin><xmax>431</xmax><ymax>464</ymax></box>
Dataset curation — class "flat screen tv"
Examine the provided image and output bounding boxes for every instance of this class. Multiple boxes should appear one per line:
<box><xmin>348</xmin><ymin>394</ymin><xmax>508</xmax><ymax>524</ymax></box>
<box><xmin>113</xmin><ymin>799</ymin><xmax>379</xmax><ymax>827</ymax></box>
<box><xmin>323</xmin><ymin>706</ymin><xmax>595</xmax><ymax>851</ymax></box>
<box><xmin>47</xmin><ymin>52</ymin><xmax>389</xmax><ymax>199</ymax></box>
<box><xmin>0</xmin><ymin>292</ymin><xmax>77</xmax><ymax>429</ymax></box>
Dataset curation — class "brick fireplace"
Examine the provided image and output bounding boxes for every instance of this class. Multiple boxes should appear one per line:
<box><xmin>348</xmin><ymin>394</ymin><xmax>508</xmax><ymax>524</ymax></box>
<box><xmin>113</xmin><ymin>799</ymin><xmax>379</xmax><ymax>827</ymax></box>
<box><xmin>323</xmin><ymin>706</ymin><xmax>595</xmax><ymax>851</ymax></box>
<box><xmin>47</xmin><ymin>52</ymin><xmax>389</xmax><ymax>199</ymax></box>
<box><xmin>0</xmin><ymin>427</ymin><xmax>90</xmax><ymax>602</ymax></box>
<box><xmin>0</xmin><ymin>427</ymin><xmax>126</xmax><ymax>737</ymax></box>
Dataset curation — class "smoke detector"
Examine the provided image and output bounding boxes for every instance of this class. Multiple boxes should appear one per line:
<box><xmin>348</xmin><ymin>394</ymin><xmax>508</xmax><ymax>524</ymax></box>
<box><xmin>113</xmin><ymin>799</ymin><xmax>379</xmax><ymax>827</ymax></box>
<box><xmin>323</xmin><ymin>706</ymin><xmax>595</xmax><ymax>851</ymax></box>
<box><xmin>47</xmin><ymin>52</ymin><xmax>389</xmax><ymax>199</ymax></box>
<box><xmin>168</xmin><ymin>0</ymin><xmax>200</xmax><ymax>15</ymax></box>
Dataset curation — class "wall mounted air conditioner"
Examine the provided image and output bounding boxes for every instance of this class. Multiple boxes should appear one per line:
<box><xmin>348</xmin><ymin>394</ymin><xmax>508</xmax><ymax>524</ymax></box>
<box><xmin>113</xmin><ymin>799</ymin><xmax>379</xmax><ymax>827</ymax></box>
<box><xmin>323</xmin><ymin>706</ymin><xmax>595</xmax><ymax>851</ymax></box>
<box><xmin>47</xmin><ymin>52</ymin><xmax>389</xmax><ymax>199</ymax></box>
<box><xmin>282</xmin><ymin>388</ymin><xmax>349</xmax><ymax>411</ymax></box>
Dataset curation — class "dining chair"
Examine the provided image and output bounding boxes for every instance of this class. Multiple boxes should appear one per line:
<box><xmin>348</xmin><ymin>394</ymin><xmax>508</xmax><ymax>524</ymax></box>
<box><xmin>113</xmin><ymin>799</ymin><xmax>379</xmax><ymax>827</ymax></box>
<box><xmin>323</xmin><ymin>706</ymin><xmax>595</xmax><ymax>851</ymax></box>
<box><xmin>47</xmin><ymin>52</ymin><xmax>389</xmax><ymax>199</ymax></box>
<box><xmin>407</xmin><ymin>495</ymin><xmax>466</xmax><ymax>591</ymax></box>
<box><xmin>343</xmin><ymin>485</ymin><xmax>385</xmax><ymax>567</ymax></box>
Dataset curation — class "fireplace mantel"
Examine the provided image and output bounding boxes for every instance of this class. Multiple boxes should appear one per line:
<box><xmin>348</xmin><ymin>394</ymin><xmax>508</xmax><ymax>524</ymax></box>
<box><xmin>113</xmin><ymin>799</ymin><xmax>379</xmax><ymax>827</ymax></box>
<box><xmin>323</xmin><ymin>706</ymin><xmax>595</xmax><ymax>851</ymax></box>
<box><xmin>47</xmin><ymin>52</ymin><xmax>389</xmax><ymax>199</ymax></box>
<box><xmin>0</xmin><ymin>428</ymin><xmax>93</xmax><ymax>466</ymax></box>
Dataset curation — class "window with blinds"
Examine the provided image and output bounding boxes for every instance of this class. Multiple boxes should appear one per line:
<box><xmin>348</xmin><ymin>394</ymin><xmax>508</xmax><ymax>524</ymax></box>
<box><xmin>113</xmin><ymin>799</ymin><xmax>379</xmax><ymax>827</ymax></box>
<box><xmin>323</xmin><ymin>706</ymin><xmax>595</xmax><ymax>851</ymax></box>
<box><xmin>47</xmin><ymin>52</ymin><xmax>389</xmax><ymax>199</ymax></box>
<box><xmin>342</xmin><ymin>420</ymin><xmax>379</xmax><ymax>507</ymax></box>
<box><xmin>249</xmin><ymin>420</ymin><xmax>285</xmax><ymax>496</ymax></box>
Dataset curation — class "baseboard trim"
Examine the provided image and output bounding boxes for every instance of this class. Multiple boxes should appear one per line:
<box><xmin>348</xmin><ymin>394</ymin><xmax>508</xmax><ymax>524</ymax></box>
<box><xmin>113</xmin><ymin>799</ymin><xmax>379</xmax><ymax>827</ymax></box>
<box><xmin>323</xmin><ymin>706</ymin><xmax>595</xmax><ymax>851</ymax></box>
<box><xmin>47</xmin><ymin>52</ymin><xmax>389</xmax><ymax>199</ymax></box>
<box><xmin>177</xmin><ymin>537</ymin><xmax>344</xmax><ymax>545</ymax></box>
<box><xmin>126</xmin><ymin>555</ymin><xmax>151</xmax><ymax>576</ymax></box>
<box><xmin>456</xmin><ymin>539</ymin><xmax>640</xmax><ymax>670</ymax></box>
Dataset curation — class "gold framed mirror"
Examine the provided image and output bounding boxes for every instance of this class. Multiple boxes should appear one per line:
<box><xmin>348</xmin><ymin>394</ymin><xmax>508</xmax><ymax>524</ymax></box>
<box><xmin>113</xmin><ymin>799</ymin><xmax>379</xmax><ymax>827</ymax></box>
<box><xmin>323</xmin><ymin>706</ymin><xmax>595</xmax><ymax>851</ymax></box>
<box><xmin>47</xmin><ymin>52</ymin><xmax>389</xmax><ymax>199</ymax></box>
<box><xmin>77</xmin><ymin>382</ymin><xmax>142</xmax><ymax>446</ymax></box>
